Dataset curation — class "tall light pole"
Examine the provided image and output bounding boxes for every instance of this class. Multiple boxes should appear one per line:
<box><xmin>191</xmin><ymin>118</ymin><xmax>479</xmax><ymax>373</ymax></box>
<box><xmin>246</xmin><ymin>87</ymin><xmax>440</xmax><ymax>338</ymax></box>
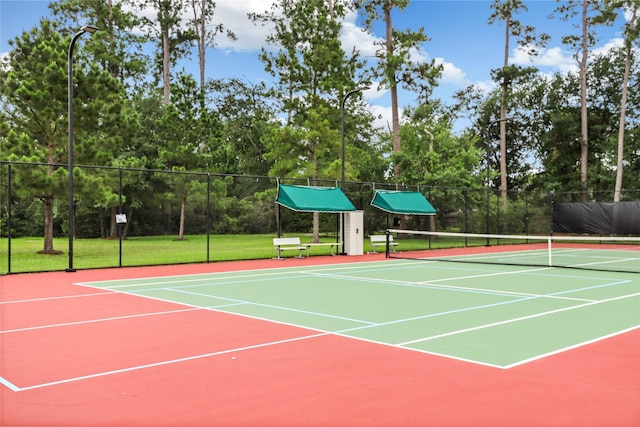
<box><xmin>67</xmin><ymin>25</ymin><xmax>98</xmax><ymax>272</ymax></box>
<box><xmin>485</xmin><ymin>117</ymin><xmax>512</xmax><ymax>245</ymax></box>
<box><xmin>340</xmin><ymin>85</ymin><xmax>369</xmax><ymax>254</ymax></box>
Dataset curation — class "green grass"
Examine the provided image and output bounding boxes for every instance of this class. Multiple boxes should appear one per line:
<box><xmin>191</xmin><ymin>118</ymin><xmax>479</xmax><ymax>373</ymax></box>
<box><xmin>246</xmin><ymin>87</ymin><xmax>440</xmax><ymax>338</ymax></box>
<box><xmin>0</xmin><ymin>234</ymin><xmax>348</xmax><ymax>274</ymax></box>
<box><xmin>0</xmin><ymin>233</ymin><xmax>550</xmax><ymax>274</ymax></box>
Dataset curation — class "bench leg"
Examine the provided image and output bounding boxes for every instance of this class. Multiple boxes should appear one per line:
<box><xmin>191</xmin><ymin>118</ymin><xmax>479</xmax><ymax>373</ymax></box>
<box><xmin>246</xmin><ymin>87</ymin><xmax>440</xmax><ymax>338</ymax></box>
<box><xmin>273</xmin><ymin>248</ymin><xmax>285</xmax><ymax>260</ymax></box>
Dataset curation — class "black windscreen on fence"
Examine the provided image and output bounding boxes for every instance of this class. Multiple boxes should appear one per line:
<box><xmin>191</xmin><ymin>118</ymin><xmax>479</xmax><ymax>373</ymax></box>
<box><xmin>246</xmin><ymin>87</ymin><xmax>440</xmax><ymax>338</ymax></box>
<box><xmin>552</xmin><ymin>202</ymin><xmax>640</xmax><ymax>235</ymax></box>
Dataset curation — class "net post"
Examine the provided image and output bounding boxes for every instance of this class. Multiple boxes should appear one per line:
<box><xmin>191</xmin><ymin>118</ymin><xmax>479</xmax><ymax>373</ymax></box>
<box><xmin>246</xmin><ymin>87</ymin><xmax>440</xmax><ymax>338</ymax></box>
<box><xmin>548</xmin><ymin>237</ymin><xmax>552</xmax><ymax>267</ymax></box>
<box><xmin>385</xmin><ymin>230</ymin><xmax>390</xmax><ymax>258</ymax></box>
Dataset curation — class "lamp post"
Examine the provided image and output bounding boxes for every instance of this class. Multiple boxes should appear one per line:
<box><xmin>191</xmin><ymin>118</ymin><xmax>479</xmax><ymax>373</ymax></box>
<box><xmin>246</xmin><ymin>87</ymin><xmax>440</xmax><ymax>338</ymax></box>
<box><xmin>340</xmin><ymin>85</ymin><xmax>369</xmax><ymax>255</ymax></box>
<box><xmin>67</xmin><ymin>25</ymin><xmax>98</xmax><ymax>272</ymax></box>
<box><xmin>485</xmin><ymin>117</ymin><xmax>512</xmax><ymax>245</ymax></box>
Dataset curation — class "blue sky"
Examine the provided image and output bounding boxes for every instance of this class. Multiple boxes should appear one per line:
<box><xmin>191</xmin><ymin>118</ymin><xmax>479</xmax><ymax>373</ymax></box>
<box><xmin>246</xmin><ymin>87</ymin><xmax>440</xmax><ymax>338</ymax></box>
<box><xmin>0</xmin><ymin>0</ymin><xmax>628</xmax><ymax>130</ymax></box>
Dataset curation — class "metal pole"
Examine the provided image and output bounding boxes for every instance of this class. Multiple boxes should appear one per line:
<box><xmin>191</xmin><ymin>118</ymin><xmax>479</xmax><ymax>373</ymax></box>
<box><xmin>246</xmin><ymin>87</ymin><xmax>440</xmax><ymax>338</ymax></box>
<box><xmin>485</xmin><ymin>117</ymin><xmax>511</xmax><ymax>246</ymax></box>
<box><xmin>67</xmin><ymin>25</ymin><xmax>97</xmax><ymax>272</ymax></box>
<box><xmin>118</xmin><ymin>168</ymin><xmax>123</xmax><ymax>267</ymax></box>
<box><xmin>7</xmin><ymin>162</ymin><xmax>12</xmax><ymax>274</ymax></box>
<box><xmin>340</xmin><ymin>85</ymin><xmax>369</xmax><ymax>255</ymax></box>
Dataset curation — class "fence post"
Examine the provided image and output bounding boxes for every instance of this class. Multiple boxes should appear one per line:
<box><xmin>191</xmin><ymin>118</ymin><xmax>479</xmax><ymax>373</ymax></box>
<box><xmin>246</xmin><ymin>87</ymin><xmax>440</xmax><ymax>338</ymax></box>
<box><xmin>7</xmin><ymin>162</ymin><xmax>12</xmax><ymax>274</ymax></box>
<box><xmin>207</xmin><ymin>173</ymin><xmax>211</xmax><ymax>263</ymax></box>
<box><xmin>118</xmin><ymin>168</ymin><xmax>123</xmax><ymax>267</ymax></box>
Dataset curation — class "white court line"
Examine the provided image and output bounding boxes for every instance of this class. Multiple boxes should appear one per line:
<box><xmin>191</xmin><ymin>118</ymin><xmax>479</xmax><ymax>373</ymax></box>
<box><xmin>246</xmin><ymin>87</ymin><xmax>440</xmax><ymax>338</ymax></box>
<box><xmin>0</xmin><ymin>306</ymin><xmax>202</xmax><ymax>334</ymax></box>
<box><xmin>13</xmin><ymin>258</ymin><xmax>624</xmax><ymax>389</ymax></box>
<box><xmin>167</xmin><ymin>288</ymin><xmax>376</xmax><ymax>326</ymax></box>
<box><xmin>8</xmin><ymin>332</ymin><xmax>329</xmax><ymax>392</ymax></box>
<box><xmin>503</xmin><ymin>325</ymin><xmax>640</xmax><ymax>369</ymax></box>
<box><xmin>398</xmin><ymin>292</ymin><xmax>640</xmax><ymax>346</ymax></box>
<box><xmin>74</xmin><ymin>260</ymin><xmax>397</xmax><ymax>288</ymax></box>
<box><xmin>301</xmin><ymin>268</ymin><xmax>604</xmax><ymax>303</ymax></box>
<box><xmin>0</xmin><ymin>291</ymin><xmax>116</xmax><ymax>305</ymax></box>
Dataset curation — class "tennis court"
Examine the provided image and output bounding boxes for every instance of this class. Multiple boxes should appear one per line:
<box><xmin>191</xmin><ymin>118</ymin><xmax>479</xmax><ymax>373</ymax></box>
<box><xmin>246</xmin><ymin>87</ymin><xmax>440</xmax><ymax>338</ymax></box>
<box><xmin>1</xmin><ymin>246</ymin><xmax>638</xmax><ymax>426</ymax></box>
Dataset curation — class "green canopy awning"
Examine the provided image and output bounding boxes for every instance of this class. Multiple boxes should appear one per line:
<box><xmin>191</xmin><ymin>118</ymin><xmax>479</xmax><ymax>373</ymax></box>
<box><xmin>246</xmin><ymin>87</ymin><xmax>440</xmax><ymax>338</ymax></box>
<box><xmin>276</xmin><ymin>184</ymin><xmax>356</xmax><ymax>213</ymax></box>
<box><xmin>370</xmin><ymin>190</ymin><xmax>436</xmax><ymax>215</ymax></box>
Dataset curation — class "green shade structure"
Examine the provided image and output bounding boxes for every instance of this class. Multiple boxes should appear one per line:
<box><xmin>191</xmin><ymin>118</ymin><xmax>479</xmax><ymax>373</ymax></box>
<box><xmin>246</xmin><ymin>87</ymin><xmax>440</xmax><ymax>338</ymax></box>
<box><xmin>370</xmin><ymin>190</ymin><xmax>436</xmax><ymax>215</ymax></box>
<box><xmin>276</xmin><ymin>184</ymin><xmax>356</xmax><ymax>213</ymax></box>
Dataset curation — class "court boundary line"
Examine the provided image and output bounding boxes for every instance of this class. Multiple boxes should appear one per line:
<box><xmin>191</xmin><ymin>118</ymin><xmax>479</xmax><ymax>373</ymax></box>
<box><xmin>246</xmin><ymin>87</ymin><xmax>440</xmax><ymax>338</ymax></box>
<box><xmin>78</xmin><ymin>264</ymin><xmax>637</xmax><ymax>370</ymax></box>
<box><xmin>398</xmin><ymin>291</ymin><xmax>640</xmax><ymax>346</ymax></box>
<box><xmin>0</xmin><ymin>291</ymin><xmax>117</xmax><ymax>305</ymax></box>
<box><xmin>167</xmin><ymin>287</ymin><xmax>377</xmax><ymax>326</ymax></box>
<box><xmin>1</xmin><ymin>306</ymin><xmax>203</xmax><ymax>334</ymax></box>
<box><xmin>4</xmin><ymin>260</ymin><xmax>634</xmax><ymax>392</ymax></box>
<box><xmin>3</xmin><ymin>288</ymin><xmax>638</xmax><ymax>392</ymax></box>
<box><xmin>504</xmin><ymin>324</ymin><xmax>640</xmax><ymax>368</ymax></box>
<box><xmin>5</xmin><ymin>332</ymin><xmax>329</xmax><ymax>392</ymax></box>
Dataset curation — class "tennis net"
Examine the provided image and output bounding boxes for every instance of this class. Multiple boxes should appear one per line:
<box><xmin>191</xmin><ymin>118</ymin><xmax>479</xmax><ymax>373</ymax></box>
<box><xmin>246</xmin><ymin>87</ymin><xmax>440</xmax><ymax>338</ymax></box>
<box><xmin>384</xmin><ymin>229</ymin><xmax>640</xmax><ymax>274</ymax></box>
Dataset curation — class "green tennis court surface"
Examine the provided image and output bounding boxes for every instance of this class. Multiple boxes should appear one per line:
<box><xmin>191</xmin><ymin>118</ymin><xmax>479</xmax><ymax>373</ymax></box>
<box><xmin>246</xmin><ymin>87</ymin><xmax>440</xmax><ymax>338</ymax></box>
<box><xmin>79</xmin><ymin>259</ymin><xmax>640</xmax><ymax>368</ymax></box>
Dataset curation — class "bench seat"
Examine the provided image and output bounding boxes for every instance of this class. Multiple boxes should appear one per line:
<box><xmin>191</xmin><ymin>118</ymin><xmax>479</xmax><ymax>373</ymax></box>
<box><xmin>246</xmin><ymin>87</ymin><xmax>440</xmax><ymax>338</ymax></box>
<box><xmin>369</xmin><ymin>235</ymin><xmax>398</xmax><ymax>254</ymax></box>
<box><xmin>273</xmin><ymin>237</ymin><xmax>307</xmax><ymax>259</ymax></box>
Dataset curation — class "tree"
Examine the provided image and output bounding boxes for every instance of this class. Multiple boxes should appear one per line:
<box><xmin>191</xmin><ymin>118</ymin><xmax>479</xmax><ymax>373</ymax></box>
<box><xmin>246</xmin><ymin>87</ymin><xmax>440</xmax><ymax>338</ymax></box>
<box><xmin>555</xmin><ymin>0</ymin><xmax>618</xmax><ymax>200</ymax></box>
<box><xmin>141</xmin><ymin>0</ymin><xmax>196</xmax><ymax>104</ymax></box>
<box><xmin>250</xmin><ymin>0</ymin><xmax>364</xmax><ymax>242</ymax></box>
<box><xmin>208</xmin><ymin>78</ymin><xmax>276</xmax><ymax>176</ymax></box>
<box><xmin>613</xmin><ymin>1</ymin><xmax>639</xmax><ymax>201</ymax></box>
<box><xmin>355</xmin><ymin>0</ymin><xmax>442</xmax><ymax>178</ymax></box>
<box><xmin>49</xmin><ymin>0</ymin><xmax>148</xmax><ymax>86</ymax></box>
<box><xmin>188</xmin><ymin>0</ymin><xmax>236</xmax><ymax>89</ymax></box>
<box><xmin>488</xmin><ymin>0</ymin><xmax>548</xmax><ymax>201</ymax></box>
<box><xmin>50</xmin><ymin>0</ymin><xmax>145</xmax><ymax>238</ymax></box>
<box><xmin>156</xmin><ymin>73</ymin><xmax>224</xmax><ymax>240</ymax></box>
<box><xmin>1</xmin><ymin>20</ymin><xmax>129</xmax><ymax>252</ymax></box>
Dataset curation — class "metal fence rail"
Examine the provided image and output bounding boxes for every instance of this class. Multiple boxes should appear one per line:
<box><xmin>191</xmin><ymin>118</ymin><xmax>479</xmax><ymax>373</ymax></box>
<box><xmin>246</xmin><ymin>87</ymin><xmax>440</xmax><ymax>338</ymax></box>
<box><xmin>2</xmin><ymin>161</ymin><xmax>638</xmax><ymax>274</ymax></box>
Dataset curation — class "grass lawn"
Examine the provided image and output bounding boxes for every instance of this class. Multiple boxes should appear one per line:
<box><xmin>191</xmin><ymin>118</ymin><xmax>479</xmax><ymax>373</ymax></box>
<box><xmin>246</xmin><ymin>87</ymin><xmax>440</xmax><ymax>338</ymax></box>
<box><xmin>1</xmin><ymin>233</ymin><xmax>504</xmax><ymax>274</ymax></box>
<box><xmin>1</xmin><ymin>234</ymin><xmax>345</xmax><ymax>274</ymax></box>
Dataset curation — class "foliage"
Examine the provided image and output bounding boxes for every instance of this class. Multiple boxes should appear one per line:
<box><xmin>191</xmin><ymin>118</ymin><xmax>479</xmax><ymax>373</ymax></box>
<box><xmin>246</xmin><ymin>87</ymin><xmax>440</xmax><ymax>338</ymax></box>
<box><xmin>1</xmin><ymin>0</ymin><xmax>639</xmax><ymax>263</ymax></box>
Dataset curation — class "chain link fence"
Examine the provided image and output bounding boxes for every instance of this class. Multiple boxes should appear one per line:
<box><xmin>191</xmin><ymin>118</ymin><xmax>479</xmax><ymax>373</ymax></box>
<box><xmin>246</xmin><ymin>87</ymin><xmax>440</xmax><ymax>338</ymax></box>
<box><xmin>2</xmin><ymin>161</ymin><xmax>638</xmax><ymax>274</ymax></box>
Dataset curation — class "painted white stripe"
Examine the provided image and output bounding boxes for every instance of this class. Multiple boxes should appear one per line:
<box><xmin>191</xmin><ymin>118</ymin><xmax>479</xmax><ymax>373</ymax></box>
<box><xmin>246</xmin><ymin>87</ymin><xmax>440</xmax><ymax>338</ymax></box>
<box><xmin>14</xmin><ymin>332</ymin><xmax>329</xmax><ymax>392</ymax></box>
<box><xmin>399</xmin><ymin>292</ymin><xmax>640</xmax><ymax>346</ymax></box>
<box><xmin>1</xmin><ymin>307</ymin><xmax>202</xmax><ymax>334</ymax></box>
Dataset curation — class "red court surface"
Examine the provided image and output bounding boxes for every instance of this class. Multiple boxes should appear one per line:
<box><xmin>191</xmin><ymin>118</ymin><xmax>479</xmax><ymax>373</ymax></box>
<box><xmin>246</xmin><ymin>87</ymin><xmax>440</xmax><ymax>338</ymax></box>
<box><xmin>1</xmin><ymin>255</ymin><xmax>639</xmax><ymax>426</ymax></box>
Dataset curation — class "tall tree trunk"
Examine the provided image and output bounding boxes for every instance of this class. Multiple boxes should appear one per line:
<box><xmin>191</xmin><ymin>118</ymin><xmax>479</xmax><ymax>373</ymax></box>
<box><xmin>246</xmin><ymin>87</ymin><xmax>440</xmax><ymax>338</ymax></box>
<box><xmin>40</xmin><ymin>193</ymin><xmax>59</xmax><ymax>254</ymax></box>
<box><xmin>312</xmin><ymin>144</ymin><xmax>320</xmax><ymax>243</ymax></box>
<box><xmin>162</xmin><ymin>17</ymin><xmax>171</xmax><ymax>104</ymax></box>
<box><xmin>192</xmin><ymin>0</ymin><xmax>206</xmax><ymax>89</ymax></box>
<box><xmin>178</xmin><ymin>189</ymin><xmax>187</xmax><ymax>240</ymax></box>
<box><xmin>110</xmin><ymin>206</ymin><xmax>118</xmax><ymax>238</ymax></box>
<box><xmin>500</xmin><ymin>15</ymin><xmax>510</xmax><ymax>202</ymax></box>
<box><xmin>579</xmin><ymin>0</ymin><xmax>589</xmax><ymax>202</ymax></box>
<box><xmin>614</xmin><ymin>6</ymin><xmax>636</xmax><ymax>203</ymax></box>
<box><xmin>40</xmin><ymin>162</ymin><xmax>61</xmax><ymax>254</ymax></box>
<box><xmin>384</xmin><ymin>2</ymin><xmax>401</xmax><ymax>177</ymax></box>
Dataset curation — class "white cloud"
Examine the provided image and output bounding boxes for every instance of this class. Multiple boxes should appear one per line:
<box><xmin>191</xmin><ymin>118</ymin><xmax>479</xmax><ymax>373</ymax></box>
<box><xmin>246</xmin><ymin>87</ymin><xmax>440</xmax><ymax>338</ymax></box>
<box><xmin>510</xmin><ymin>37</ymin><xmax>630</xmax><ymax>76</ymax></box>
<box><xmin>212</xmin><ymin>1</ymin><xmax>274</xmax><ymax>51</ymax></box>
<box><xmin>476</xmin><ymin>79</ymin><xmax>497</xmax><ymax>94</ymax></box>
<box><xmin>434</xmin><ymin>58</ymin><xmax>468</xmax><ymax>86</ymax></box>
<box><xmin>363</xmin><ymin>82</ymin><xmax>387</xmax><ymax>101</ymax></box>
<box><xmin>339</xmin><ymin>9</ymin><xmax>380</xmax><ymax>59</ymax></box>
<box><xmin>591</xmin><ymin>37</ymin><xmax>624</xmax><ymax>57</ymax></box>
<box><xmin>370</xmin><ymin>104</ymin><xmax>396</xmax><ymax>131</ymax></box>
<box><xmin>510</xmin><ymin>44</ymin><xmax>577</xmax><ymax>74</ymax></box>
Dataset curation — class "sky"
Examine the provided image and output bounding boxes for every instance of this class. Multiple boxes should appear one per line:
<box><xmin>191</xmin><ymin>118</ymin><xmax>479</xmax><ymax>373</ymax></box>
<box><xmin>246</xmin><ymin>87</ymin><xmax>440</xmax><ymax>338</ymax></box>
<box><xmin>0</xmin><ymin>0</ymin><xmax>629</xmax><ymax>131</ymax></box>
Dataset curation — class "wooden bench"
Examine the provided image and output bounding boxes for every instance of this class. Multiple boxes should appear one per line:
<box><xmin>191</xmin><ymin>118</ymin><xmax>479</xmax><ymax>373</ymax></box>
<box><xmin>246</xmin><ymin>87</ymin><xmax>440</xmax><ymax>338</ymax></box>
<box><xmin>369</xmin><ymin>235</ymin><xmax>398</xmax><ymax>254</ymax></box>
<box><xmin>273</xmin><ymin>237</ymin><xmax>307</xmax><ymax>259</ymax></box>
<box><xmin>304</xmin><ymin>242</ymin><xmax>341</xmax><ymax>256</ymax></box>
